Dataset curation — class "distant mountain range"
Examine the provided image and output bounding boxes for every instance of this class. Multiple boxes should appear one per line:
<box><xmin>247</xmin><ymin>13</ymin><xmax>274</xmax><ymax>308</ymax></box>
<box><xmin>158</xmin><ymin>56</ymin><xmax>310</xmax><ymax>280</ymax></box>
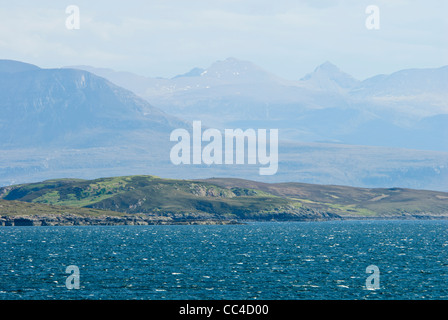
<box><xmin>0</xmin><ymin>58</ymin><xmax>447</xmax><ymax>192</ymax></box>
<box><xmin>71</xmin><ymin>58</ymin><xmax>448</xmax><ymax>152</ymax></box>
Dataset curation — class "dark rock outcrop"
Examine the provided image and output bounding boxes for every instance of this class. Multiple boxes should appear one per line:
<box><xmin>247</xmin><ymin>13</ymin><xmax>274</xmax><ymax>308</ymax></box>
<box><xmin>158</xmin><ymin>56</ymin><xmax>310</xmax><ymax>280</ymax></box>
<box><xmin>0</xmin><ymin>214</ymin><xmax>240</xmax><ymax>226</ymax></box>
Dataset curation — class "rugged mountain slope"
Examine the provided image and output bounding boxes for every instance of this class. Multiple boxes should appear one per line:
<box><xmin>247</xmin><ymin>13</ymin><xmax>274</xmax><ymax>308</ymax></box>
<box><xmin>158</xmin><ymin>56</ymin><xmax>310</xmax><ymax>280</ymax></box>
<box><xmin>0</xmin><ymin>60</ymin><xmax>186</xmax><ymax>148</ymax></box>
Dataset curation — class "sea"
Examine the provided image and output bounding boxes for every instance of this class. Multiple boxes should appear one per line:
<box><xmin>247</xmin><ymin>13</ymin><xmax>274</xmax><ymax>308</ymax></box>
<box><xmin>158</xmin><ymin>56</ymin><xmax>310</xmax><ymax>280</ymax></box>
<box><xmin>0</xmin><ymin>220</ymin><xmax>447</xmax><ymax>300</ymax></box>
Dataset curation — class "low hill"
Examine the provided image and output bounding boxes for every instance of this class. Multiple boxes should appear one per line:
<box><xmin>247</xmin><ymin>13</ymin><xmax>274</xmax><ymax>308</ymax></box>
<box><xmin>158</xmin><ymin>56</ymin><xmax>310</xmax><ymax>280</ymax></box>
<box><xmin>0</xmin><ymin>175</ymin><xmax>336</xmax><ymax>223</ymax></box>
<box><xmin>1</xmin><ymin>175</ymin><xmax>447</xmax><ymax>225</ymax></box>
<box><xmin>200</xmin><ymin>178</ymin><xmax>448</xmax><ymax>218</ymax></box>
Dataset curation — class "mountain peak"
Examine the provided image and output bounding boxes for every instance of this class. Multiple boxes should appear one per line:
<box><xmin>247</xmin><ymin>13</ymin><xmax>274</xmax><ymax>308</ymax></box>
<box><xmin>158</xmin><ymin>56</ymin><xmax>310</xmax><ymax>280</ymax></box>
<box><xmin>172</xmin><ymin>67</ymin><xmax>205</xmax><ymax>79</ymax></box>
<box><xmin>200</xmin><ymin>57</ymin><xmax>279</xmax><ymax>83</ymax></box>
<box><xmin>315</xmin><ymin>61</ymin><xmax>339</xmax><ymax>72</ymax></box>
<box><xmin>301</xmin><ymin>61</ymin><xmax>359</xmax><ymax>91</ymax></box>
<box><xmin>208</xmin><ymin>57</ymin><xmax>259</xmax><ymax>71</ymax></box>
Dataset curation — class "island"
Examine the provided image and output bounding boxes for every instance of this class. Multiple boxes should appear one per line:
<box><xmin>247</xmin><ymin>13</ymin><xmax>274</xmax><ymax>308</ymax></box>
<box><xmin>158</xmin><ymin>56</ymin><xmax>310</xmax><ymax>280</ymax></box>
<box><xmin>1</xmin><ymin>175</ymin><xmax>447</xmax><ymax>226</ymax></box>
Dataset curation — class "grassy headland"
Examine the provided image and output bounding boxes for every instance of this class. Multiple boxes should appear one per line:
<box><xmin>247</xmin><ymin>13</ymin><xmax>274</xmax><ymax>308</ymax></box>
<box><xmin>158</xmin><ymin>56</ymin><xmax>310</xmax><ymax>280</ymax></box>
<box><xmin>0</xmin><ymin>175</ymin><xmax>447</xmax><ymax>225</ymax></box>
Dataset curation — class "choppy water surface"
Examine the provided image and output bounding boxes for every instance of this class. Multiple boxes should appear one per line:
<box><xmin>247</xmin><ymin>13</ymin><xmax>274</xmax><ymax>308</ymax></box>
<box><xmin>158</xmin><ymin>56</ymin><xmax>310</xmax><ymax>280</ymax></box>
<box><xmin>0</xmin><ymin>220</ymin><xmax>447</xmax><ymax>299</ymax></box>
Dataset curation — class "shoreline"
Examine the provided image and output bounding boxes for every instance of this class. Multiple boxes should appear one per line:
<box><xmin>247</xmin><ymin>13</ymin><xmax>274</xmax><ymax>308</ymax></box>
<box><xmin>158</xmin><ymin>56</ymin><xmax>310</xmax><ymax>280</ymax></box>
<box><xmin>0</xmin><ymin>214</ymin><xmax>241</xmax><ymax>226</ymax></box>
<box><xmin>1</xmin><ymin>214</ymin><xmax>447</xmax><ymax>226</ymax></box>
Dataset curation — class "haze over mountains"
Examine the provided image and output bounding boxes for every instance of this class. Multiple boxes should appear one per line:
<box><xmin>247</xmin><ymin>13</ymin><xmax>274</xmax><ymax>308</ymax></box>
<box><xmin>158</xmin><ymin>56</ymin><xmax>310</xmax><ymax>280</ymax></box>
<box><xmin>1</xmin><ymin>58</ymin><xmax>447</xmax><ymax>192</ymax></box>
<box><xmin>72</xmin><ymin>57</ymin><xmax>448</xmax><ymax>152</ymax></box>
<box><xmin>0</xmin><ymin>60</ymin><xmax>186</xmax><ymax>149</ymax></box>
<box><xmin>0</xmin><ymin>59</ymin><xmax>188</xmax><ymax>187</ymax></box>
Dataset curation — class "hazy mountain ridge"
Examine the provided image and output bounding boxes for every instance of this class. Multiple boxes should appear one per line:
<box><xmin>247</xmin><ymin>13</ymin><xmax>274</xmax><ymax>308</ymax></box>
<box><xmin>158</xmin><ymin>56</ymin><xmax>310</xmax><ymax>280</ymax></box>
<box><xmin>0</xmin><ymin>60</ymin><xmax>188</xmax><ymax>148</ymax></box>
<box><xmin>1</xmin><ymin>59</ymin><xmax>447</xmax><ymax>192</ymax></box>
<box><xmin>72</xmin><ymin>58</ymin><xmax>448</xmax><ymax>151</ymax></box>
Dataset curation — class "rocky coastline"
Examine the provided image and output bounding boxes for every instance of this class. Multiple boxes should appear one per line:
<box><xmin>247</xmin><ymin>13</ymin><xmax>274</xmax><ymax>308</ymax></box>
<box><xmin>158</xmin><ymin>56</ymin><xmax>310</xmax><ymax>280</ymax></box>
<box><xmin>0</xmin><ymin>214</ymin><xmax>240</xmax><ymax>226</ymax></box>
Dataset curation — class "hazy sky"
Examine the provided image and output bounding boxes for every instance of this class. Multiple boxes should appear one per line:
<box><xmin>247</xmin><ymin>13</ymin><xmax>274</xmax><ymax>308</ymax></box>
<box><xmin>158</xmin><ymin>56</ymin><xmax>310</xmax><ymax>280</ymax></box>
<box><xmin>0</xmin><ymin>0</ymin><xmax>447</xmax><ymax>80</ymax></box>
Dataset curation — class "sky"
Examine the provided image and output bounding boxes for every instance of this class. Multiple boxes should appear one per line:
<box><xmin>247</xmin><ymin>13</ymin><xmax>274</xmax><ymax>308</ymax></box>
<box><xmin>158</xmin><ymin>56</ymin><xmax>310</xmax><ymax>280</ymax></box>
<box><xmin>0</xmin><ymin>0</ymin><xmax>447</xmax><ymax>80</ymax></box>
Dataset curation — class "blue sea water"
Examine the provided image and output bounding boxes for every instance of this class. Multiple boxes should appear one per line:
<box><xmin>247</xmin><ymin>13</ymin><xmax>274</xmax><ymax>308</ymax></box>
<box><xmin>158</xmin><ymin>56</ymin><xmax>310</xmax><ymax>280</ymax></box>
<box><xmin>0</xmin><ymin>220</ymin><xmax>447</xmax><ymax>300</ymax></box>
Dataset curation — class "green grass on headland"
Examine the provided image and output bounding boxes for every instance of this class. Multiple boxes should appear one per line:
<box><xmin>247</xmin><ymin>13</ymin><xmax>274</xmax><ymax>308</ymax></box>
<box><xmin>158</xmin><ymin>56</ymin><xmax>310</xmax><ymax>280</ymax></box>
<box><xmin>1</xmin><ymin>175</ymin><xmax>447</xmax><ymax>222</ymax></box>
